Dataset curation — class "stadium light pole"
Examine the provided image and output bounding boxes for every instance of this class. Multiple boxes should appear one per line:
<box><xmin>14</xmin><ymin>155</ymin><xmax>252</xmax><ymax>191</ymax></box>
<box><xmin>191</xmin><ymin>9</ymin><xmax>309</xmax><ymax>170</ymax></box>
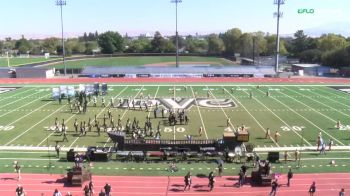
<box><xmin>6</xmin><ymin>51</ymin><xmax>10</xmax><ymax>68</ymax></box>
<box><xmin>56</xmin><ymin>0</ymin><xmax>67</xmax><ymax>76</ymax></box>
<box><xmin>273</xmin><ymin>0</ymin><xmax>285</xmax><ymax>74</ymax></box>
<box><xmin>171</xmin><ymin>0</ymin><xmax>182</xmax><ymax>68</ymax></box>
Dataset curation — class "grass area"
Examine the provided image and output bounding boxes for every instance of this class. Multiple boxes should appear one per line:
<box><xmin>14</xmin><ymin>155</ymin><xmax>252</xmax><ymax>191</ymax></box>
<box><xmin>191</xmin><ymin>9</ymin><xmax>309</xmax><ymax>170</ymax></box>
<box><xmin>0</xmin><ymin>57</ymin><xmax>59</xmax><ymax>67</ymax></box>
<box><xmin>0</xmin><ymin>150</ymin><xmax>349</xmax><ymax>176</ymax></box>
<box><xmin>47</xmin><ymin>56</ymin><xmax>232</xmax><ymax>68</ymax></box>
<box><xmin>0</xmin><ymin>84</ymin><xmax>350</xmax><ymax>148</ymax></box>
<box><xmin>0</xmin><ymin>83</ymin><xmax>350</xmax><ymax>176</ymax></box>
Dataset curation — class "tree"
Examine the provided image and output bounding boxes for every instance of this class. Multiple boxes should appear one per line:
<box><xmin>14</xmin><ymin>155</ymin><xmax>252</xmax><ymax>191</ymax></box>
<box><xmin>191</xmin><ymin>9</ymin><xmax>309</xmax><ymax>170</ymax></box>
<box><xmin>97</xmin><ymin>31</ymin><xmax>124</xmax><ymax>54</ymax></box>
<box><xmin>127</xmin><ymin>38</ymin><xmax>151</xmax><ymax>53</ymax></box>
<box><xmin>151</xmin><ymin>31</ymin><xmax>166</xmax><ymax>53</ymax></box>
<box><xmin>318</xmin><ymin>34</ymin><xmax>347</xmax><ymax>52</ymax></box>
<box><xmin>222</xmin><ymin>28</ymin><xmax>242</xmax><ymax>55</ymax></box>
<box><xmin>207</xmin><ymin>34</ymin><xmax>224</xmax><ymax>53</ymax></box>
<box><xmin>42</xmin><ymin>37</ymin><xmax>59</xmax><ymax>54</ymax></box>
<box><xmin>170</xmin><ymin>36</ymin><xmax>185</xmax><ymax>50</ymax></box>
<box><xmin>299</xmin><ymin>49</ymin><xmax>322</xmax><ymax>63</ymax></box>
<box><xmin>15</xmin><ymin>35</ymin><xmax>32</xmax><ymax>54</ymax></box>
<box><xmin>85</xmin><ymin>41</ymin><xmax>98</xmax><ymax>54</ymax></box>
<box><xmin>292</xmin><ymin>30</ymin><xmax>308</xmax><ymax>55</ymax></box>
<box><xmin>252</xmin><ymin>32</ymin><xmax>267</xmax><ymax>56</ymax></box>
<box><xmin>163</xmin><ymin>40</ymin><xmax>176</xmax><ymax>53</ymax></box>
<box><xmin>265</xmin><ymin>35</ymin><xmax>288</xmax><ymax>56</ymax></box>
<box><xmin>238</xmin><ymin>33</ymin><xmax>253</xmax><ymax>57</ymax></box>
<box><xmin>185</xmin><ymin>35</ymin><xmax>208</xmax><ymax>53</ymax></box>
<box><xmin>322</xmin><ymin>46</ymin><xmax>350</xmax><ymax>68</ymax></box>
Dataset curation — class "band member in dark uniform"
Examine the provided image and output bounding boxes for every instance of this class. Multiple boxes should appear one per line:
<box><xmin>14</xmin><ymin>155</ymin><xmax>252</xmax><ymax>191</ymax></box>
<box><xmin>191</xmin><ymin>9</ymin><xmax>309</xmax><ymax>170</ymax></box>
<box><xmin>208</xmin><ymin>171</ymin><xmax>215</xmax><ymax>191</ymax></box>
<box><xmin>184</xmin><ymin>172</ymin><xmax>192</xmax><ymax>191</ymax></box>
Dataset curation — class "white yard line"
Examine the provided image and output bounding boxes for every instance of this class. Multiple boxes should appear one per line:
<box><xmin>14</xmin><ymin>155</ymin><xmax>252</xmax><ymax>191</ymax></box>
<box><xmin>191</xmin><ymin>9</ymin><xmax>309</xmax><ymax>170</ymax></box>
<box><xmin>13</xmin><ymin>84</ymin><xmax>350</xmax><ymax>88</ymax></box>
<box><xmin>244</xmin><ymin>87</ymin><xmax>312</xmax><ymax>146</ymax></box>
<box><xmin>0</xmin><ymin>87</ymin><xmax>34</xmax><ymax>102</ymax></box>
<box><xmin>207</xmin><ymin>86</ymin><xmax>237</xmax><ymax>132</ymax></box>
<box><xmin>66</xmin><ymin>86</ymin><xmax>129</xmax><ymax>148</ymax></box>
<box><xmin>260</xmin><ymin>87</ymin><xmax>344</xmax><ymax>146</ymax></box>
<box><xmin>309</xmin><ymin>88</ymin><xmax>350</xmax><ymax>109</ymax></box>
<box><xmin>223</xmin><ymin>88</ymin><xmax>280</xmax><ymax>147</ymax></box>
<box><xmin>317</xmin><ymin>87</ymin><xmax>350</xmax><ymax>100</ymax></box>
<box><xmin>4</xmin><ymin>104</ymin><xmax>68</xmax><ymax>146</ymax></box>
<box><xmin>36</xmin><ymin>93</ymin><xmax>111</xmax><ymax>147</ymax></box>
<box><xmin>173</xmin><ymin>85</ymin><xmax>176</xmax><ymax>140</ymax></box>
<box><xmin>285</xmin><ymin>87</ymin><xmax>350</xmax><ymax>119</ymax></box>
<box><xmin>102</xmin><ymin>86</ymin><xmax>145</xmax><ymax>147</ymax></box>
<box><xmin>190</xmin><ymin>86</ymin><xmax>208</xmax><ymax>140</ymax></box>
<box><xmin>0</xmin><ymin>89</ymin><xmax>43</xmax><ymax>109</ymax></box>
<box><xmin>0</xmin><ymin>93</ymin><xmax>50</xmax><ymax>118</ymax></box>
<box><xmin>6</xmin><ymin>100</ymin><xmax>52</xmax><ymax>127</ymax></box>
<box><xmin>147</xmin><ymin>86</ymin><xmax>160</xmax><ymax>118</ymax></box>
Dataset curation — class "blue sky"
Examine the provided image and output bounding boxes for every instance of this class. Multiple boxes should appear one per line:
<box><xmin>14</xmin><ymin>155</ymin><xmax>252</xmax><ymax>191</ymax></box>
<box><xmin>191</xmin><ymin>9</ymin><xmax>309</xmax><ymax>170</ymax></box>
<box><xmin>1</xmin><ymin>0</ymin><xmax>350</xmax><ymax>38</ymax></box>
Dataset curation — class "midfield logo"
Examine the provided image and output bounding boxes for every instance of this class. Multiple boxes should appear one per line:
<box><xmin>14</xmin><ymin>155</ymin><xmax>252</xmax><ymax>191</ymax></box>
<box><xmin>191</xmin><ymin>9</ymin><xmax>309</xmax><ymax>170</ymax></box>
<box><xmin>330</xmin><ymin>86</ymin><xmax>350</xmax><ymax>94</ymax></box>
<box><xmin>119</xmin><ymin>98</ymin><xmax>236</xmax><ymax>110</ymax></box>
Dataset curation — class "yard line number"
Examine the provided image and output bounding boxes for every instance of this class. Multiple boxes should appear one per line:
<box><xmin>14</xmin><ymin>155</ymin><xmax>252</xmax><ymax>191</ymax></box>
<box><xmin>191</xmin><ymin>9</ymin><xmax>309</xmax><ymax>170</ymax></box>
<box><xmin>0</xmin><ymin>125</ymin><xmax>15</xmax><ymax>131</ymax></box>
<box><xmin>281</xmin><ymin>126</ymin><xmax>305</xmax><ymax>132</ymax></box>
<box><xmin>164</xmin><ymin>127</ymin><xmax>186</xmax><ymax>133</ymax></box>
<box><xmin>339</xmin><ymin>125</ymin><xmax>350</xmax><ymax>131</ymax></box>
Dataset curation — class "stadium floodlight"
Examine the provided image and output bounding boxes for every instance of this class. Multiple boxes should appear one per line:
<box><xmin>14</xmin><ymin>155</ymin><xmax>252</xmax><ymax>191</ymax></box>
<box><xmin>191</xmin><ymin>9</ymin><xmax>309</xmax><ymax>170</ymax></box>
<box><xmin>273</xmin><ymin>0</ymin><xmax>285</xmax><ymax>74</ymax></box>
<box><xmin>171</xmin><ymin>0</ymin><xmax>182</xmax><ymax>68</ymax></box>
<box><xmin>55</xmin><ymin>0</ymin><xmax>67</xmax><ymax>76</ymax></box>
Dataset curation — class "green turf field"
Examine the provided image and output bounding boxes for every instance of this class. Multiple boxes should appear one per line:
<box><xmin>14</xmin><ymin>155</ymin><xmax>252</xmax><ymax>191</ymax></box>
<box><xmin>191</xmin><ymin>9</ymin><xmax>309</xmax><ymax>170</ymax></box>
<box><xmin>0</xmin><ymin>84</ymin><xmax>350</xmax><ymax>150</ymax></box>
<box><xmin>47</xmin><ymin>56</ymin><xmax>232</xmax><ymax>68</ymax></box>
<box><xmin>0</xmin><ymin>57</ymin><xmax>58</xmax><ymax>67</ymax></box>
<box><xmin>0</xmin><ymin>150</ymin><xmax>349</xmax><ymax>176</ymax></box>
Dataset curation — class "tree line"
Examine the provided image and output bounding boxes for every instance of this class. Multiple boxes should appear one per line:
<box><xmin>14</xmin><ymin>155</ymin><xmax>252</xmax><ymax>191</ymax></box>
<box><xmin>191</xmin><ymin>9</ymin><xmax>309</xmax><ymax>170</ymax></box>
<box><xmin>0</xmin><ymin>28</ymin><xmax>349</xmax><ymax>68</ymax></box>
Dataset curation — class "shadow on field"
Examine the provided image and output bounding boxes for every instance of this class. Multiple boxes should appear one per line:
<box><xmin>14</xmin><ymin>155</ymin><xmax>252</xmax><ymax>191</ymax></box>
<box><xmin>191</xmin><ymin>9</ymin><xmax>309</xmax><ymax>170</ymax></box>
<box><xmin>41</xmin><ymin>99</ymin><xmax>54</xmax><ymax>102</ymax></box>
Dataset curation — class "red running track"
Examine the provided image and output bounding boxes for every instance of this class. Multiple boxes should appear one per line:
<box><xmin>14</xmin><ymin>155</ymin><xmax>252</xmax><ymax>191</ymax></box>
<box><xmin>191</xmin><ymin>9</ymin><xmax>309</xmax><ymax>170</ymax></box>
<box><xmin>0</xmin><ymin>173</ymin><xmax>349</xmax><ymax>196</ymax></box>
<box><xmin>0</xmin><ymin>77</ymin><xmax>350</xmax><ymax>84</ymax></box>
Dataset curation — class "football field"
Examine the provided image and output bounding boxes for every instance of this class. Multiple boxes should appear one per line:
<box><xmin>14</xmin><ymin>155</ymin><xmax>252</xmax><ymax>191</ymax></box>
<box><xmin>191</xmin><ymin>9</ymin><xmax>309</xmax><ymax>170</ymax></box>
<box><xmin>0</xmin><ymin>84</ymin><xmax>350</xmax><ymax>150</ymax></box>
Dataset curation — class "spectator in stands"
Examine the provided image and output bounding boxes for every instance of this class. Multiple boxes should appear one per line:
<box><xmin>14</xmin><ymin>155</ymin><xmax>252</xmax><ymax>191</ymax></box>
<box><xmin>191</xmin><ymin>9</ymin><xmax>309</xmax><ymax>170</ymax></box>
<box><xmin>104</xmin><ymin>183</ymin><xmax>111</xmax><ymax>196</ymax></box>
<box><xmin>15</xmin><ymin>185</ymin><xmax>24</xmax><ymax>196</ymax></box>
<box><xmin>308</xmin><ymin>181</ymin><xmax>316</xmax><ymax>196</ymax></box>
<box><xmin>53</xmin><ymin>189</ymin><xmax>62</xmax><ymax>196</ymax></box>
<box><xmin>339</xmin><ymin>188</ymin><xmax>345</xmax><ymax>196</ymax></box>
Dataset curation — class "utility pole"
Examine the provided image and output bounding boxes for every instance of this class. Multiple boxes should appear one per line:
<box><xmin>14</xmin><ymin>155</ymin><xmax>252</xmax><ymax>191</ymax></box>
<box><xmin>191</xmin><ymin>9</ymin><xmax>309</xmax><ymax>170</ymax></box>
<box><xmin>56</xmin><ymin>0</ymin><xmax>67</xmax><ymax>76</ymax></box>
<box><xmin>252</xmin><ymin>37</ymin><xmax>256</xmax><ymax>65</ymax></box>
<box><xmin>273</xmin><ymin>0</ymin><xmax>285</xmax><ymax>74</ymax></box>
<box><xmin>171</xmin><ymin>0</ymin><xmax>182</xmax><ymax>68</ymax></box>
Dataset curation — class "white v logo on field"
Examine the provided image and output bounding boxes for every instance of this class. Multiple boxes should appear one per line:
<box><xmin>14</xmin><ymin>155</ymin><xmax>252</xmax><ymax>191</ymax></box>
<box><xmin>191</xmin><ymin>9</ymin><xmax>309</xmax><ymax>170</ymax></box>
<box><xmin>161</xmin><ymin>98</ymin><xmax>195</xmax><ymax>109</ymax></box>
